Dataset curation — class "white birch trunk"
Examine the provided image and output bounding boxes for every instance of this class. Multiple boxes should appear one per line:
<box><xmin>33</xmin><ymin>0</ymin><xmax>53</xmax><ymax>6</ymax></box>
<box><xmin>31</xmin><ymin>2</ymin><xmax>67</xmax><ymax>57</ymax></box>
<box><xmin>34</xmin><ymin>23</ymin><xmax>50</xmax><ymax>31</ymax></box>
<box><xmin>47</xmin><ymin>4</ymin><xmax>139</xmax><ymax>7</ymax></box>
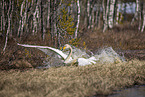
<box><xmin>141</xmin><ymin>2</ymin><xmax>145</xmax><ymax>33</ymax></box>
<box><xmin>91</xmin><ymin>4</ymin><xmax>95</xmax><ymax>28</ymax></box>
<box><xmin>138</xmin><ymin>1</ymin><xmax>142</xmax><ymax>31</ymax></box>
<box><xmin>115</xmin><ymin>0</ymin><xmax>120</xmax><ymax>25</ymax></box>
<box><xmin>87</xmin><ymin>0</ymin><xmax>90</xmax><ymax>29</ymax></box>
<box><xmin>2</xmin><ymin>0</ymin><xmax>6</xmax><ymax>35</ymax></box>
<box><xmin>32</xmin><ymin>0</ymin><xmax>39</xmax><ymax>35</ymax></box>
<box><xmin>9</xmin><ymin>1</ymin><xmax>13</xmax><ymax>37</ymax></box>
<box><xmin>131</xmin><ymin>0</ymin><xmax>140</xmax><ymax>25</ymax></box>
<box><xmin>88</xmin><ymin>3</ymin><xmax>93</xmax><ymax>29</ymax></box>
<box><xmin>102</xmin><ymin>0</ymin><xmax>109</xmax><ymax>32</ymax></box>
<box><xmin>74</xmin><ymin>0</ymin><xmax>80</xmax><ymax>38</ymax></box>
<box><xmin>21</xmin><ymin>0</ymin><xmax>28</xmax><ymax>35</ymax></box>
<box><xmin>17</xmin><ymin>0</ymin><xmax>25</xmax><ymax>37</ymax></box>
<box><xmin>3</xmin><ymin>0</ymin><xmax>12</xmax><ymax>52</ymax></box>
<box><xmin>108</xmin><ymin>0</ymin><xmax>116</xmax><ymax>28</ymax></box>
<box><xmin>47</xmin><ymin>0</ymin><xmax>50</xmax><ymax>28</ymax></box>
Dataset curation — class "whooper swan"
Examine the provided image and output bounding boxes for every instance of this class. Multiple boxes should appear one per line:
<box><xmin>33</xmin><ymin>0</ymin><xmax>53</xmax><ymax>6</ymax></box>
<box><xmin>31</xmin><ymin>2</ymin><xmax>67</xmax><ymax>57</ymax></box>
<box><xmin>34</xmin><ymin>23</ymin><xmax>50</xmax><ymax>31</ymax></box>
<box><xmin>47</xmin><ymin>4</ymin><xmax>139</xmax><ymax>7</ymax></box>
<box><xmin>17</xmin><ymin>43</ymin><xmax>97</xmax><ymax>66</ymax></box>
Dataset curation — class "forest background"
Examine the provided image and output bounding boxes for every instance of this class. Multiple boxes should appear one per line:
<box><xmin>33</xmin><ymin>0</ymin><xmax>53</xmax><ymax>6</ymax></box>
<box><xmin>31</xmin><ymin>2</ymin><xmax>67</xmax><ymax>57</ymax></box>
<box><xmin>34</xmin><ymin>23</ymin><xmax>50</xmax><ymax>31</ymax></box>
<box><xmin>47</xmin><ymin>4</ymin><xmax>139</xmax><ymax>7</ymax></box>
<box><xmin>0</xmin><ymin>0</ymin><xmax>145</xmax><ymax>69</ymax></box>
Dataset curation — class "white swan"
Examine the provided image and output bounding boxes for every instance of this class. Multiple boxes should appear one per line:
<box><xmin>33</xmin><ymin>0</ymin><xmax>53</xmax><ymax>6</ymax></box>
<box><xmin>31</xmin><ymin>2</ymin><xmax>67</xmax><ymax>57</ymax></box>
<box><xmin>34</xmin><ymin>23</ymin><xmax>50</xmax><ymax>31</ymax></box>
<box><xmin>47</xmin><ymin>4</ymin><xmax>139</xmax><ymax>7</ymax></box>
<box><xmin>63</xmin><ymin>44</ymin><xmax>97</xmax><ymax>66</ymax></box>
<box><xmin>17</xmin><ymin>43</ymin><xmax>97</xmax><ymax>66</ymax></box>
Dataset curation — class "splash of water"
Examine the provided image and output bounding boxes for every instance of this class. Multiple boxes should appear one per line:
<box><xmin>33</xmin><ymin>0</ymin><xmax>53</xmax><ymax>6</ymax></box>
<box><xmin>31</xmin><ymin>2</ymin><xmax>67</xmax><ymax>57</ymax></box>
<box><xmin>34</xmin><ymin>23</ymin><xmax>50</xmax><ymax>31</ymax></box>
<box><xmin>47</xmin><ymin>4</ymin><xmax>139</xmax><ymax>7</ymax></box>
<box><xmin>37</xmin><ymin>46</ymin><xmax>126</xmax><ymax>68</ymax></box>
<box><xmin>94</xmin><ymin>47</ymin><xmax>125</xmax><ymax>64</ymax></box>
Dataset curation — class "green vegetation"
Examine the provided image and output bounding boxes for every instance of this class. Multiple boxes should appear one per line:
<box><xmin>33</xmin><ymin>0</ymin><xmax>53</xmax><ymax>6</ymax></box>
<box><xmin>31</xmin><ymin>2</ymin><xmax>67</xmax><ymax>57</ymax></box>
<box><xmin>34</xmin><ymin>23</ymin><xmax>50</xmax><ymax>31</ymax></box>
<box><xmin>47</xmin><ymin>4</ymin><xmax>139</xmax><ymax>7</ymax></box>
<box><xmin>0</xmin><ymin>60</ymin><xmax>145</xmax><ymax>97</ymax></box>
<box><xmin>58</xmin><ymin>4</ymin><xmax>77</xmax><ymax>46</ymax></box>
<box><xmin>58</xmin><ymin>8</ymin><xmax>76</xmax><ymax>36</ymax></box>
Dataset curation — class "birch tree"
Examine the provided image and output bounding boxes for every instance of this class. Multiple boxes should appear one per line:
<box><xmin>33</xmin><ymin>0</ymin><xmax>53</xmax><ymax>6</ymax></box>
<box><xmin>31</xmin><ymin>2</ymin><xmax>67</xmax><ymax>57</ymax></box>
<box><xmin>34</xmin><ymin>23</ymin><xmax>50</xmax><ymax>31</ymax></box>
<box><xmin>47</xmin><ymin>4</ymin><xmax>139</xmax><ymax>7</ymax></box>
<box><xmin>115</xmin><ymin>0</ymin><xmax>120</xmax><ymax>25</ymax></box>
<box><xmin>102</xmin><ymin>0</ymin><xmax>117</xmax><ymax>32</ymax></box>
<box><xmin>87</xmin><ymin>0</ymin><xmax>92</xmax><ymax>29</ymax></box>
<box><xmin>102</xmin><ymin>0</ymin><xmax>110</xmax><ymax>32</ymax></box>
<box><xmin>32</xmin><ymin>0</ymin><xmax>39</xmax><ymax>35</ymax></box>
<box><xmin>131</xmin><ymin>0</ymin><xmax>140</xmax><ymax>25</ymax></box>
<box><xmin>140</xmin><ymin>1</ymin><xmax>145</xmax><ymax>32</ymax></box>
<box><xmin>2</xmin><ymin>0</ymin><xmax>6</xmax><ymax>35</ymax></box>
<box><xmin>0</xmin><ymin>1</ymin><xmax>2</xmax><ymax>31</ymax></box>
<box><xmin>3</xmin><ymin>0</ymin><xmax>13</xmax><ymax>52</ymax></box>
<box><xmin>17</xmin><ymin>0</ymin><xmax>28</xmax><ymax>37</ymax></box>
<box><xmin>74</xmin><ymin>0</ymin><xmax>80</xmax><ymax>38</ymax></box>
<box><xmin>47</xmin><ymin>0</ymin><xmax>50</xmax><ymax>28</ymax></box>
<box><xmin>108</xmin><ymin>0</ymin><xmax>116</xmax><ymax>28</ymax></box>
<box><xmin>94</xmin><ymin>1</ymin><xmax>101</xmax><ymax>28</ymax></box>
<box><xmin>90</xmin><ymin>1</ymin><xmax>96</xmax><ymax>29</ymax></box>
<box><xmin>2</xmin><ymin>0</ymin><xmax>144</xmax><ymax>50</ymax></box>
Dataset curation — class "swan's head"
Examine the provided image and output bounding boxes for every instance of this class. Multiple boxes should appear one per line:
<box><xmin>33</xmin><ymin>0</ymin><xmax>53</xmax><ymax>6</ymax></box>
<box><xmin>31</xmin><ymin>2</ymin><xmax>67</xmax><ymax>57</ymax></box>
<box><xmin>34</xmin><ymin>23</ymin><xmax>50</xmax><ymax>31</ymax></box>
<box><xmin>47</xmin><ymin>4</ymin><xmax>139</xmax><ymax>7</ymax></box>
<box><xmin>63</xmin><ymin>44</ymin><xmax>71</xmax><ymax>50</ymax></box>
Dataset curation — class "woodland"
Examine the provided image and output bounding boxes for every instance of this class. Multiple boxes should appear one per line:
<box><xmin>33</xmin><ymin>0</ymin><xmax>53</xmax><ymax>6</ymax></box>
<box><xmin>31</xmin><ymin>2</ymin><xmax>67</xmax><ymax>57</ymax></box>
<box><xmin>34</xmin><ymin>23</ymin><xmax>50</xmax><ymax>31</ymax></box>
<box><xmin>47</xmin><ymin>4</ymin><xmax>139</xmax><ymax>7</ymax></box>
<box><xmin>0</xmin><ymin>0</ymin><xmax>145</xmax><ymax>69</ymax></box>
<box><xmin>0</xmin><ymin>0</ymin><xmax>145</xmax><ymax>97</ymax></box>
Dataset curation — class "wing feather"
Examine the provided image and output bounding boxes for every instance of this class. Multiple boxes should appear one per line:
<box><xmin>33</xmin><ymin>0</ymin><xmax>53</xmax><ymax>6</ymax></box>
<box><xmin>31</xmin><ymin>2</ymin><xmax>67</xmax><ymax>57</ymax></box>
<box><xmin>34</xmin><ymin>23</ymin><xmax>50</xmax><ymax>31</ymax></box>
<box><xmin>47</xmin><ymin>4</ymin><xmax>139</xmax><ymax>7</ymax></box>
<box><xmin>17</xmin><ymin>43</ymin><xmax>67</xmax><ymax>60</ymax></box>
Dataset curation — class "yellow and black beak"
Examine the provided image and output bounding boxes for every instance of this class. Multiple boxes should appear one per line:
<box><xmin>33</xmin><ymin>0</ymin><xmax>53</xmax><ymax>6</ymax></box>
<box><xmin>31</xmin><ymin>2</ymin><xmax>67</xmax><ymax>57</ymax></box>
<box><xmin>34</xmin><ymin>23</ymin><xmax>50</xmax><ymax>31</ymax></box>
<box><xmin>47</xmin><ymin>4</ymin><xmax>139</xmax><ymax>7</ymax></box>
<box><xmin>60</xmin><ymin>46</ymin><xmax>66</xmax><ymax>51</ymax></box>
<box><xmin>63</xmin><ymin>46</ymin><xmax>66</xmax><ymax>50</ymax></box>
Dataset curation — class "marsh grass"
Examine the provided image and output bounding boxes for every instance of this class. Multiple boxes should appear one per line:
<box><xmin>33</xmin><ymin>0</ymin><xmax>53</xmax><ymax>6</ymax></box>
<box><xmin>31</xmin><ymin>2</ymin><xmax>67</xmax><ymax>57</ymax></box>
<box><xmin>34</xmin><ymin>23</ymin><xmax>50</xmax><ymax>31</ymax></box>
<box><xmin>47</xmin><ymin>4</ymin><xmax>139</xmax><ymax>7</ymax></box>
<box><xmin>0</xmin><ymin>59</ymin><xmax>145</xmax><ymax>97</ymax></box>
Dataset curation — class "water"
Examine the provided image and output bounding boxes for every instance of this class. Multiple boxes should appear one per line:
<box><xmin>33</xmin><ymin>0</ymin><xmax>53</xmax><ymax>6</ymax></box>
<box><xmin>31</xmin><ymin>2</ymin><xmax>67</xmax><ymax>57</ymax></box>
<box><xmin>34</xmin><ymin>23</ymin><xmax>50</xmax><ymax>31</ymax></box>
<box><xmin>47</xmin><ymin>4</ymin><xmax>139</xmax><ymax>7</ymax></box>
<box><xmin>108</xmin><ymin>85</ymin><xmax>145</xmax><ymax>97</ymax></box>
<box><xmin>39</xmin><ymin>46</ymin><xmax>126</xmax><ymax>68</ymax></box>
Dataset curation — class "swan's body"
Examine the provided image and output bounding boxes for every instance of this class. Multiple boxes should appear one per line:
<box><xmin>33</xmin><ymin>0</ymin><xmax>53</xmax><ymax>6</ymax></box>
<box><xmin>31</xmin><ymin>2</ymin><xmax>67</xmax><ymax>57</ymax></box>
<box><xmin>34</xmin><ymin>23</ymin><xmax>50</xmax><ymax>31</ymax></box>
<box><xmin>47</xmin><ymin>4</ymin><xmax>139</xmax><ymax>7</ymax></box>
<box><xmin>17</xmin><ymin>43</ymin><xmax>97</xmax><ymax>66</ymax></box>
<box><xmin>63</xmin><ymin>44</ymin><xmax>97</xmax><ymax>66</ymax></box>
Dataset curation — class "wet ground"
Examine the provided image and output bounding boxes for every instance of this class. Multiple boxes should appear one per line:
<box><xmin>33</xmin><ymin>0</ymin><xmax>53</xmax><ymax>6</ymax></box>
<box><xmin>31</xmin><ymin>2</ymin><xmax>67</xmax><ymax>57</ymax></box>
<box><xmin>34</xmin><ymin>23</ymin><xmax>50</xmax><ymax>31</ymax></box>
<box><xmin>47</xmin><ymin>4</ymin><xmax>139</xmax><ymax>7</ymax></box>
<box><xmin>108</xmin><ymin>85</ymin><xmax>145</xmax><ymax>97</ymax></box>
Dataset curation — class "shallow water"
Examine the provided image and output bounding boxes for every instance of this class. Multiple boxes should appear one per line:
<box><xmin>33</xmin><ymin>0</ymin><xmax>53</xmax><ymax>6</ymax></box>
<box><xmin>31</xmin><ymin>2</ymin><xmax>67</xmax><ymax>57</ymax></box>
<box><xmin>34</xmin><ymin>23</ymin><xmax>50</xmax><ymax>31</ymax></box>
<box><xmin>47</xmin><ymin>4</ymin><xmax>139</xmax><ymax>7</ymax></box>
<box><xmin>108</xmin><ymin>85</ymin><xmax>145</xmax><ymax>97</ymax></box>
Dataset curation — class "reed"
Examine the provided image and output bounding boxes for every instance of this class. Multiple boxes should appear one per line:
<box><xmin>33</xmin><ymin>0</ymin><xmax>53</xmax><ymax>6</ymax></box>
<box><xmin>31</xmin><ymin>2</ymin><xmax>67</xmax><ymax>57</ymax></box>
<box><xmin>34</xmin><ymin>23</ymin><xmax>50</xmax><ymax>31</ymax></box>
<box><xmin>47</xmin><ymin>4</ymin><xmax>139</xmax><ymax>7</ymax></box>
<box><xmin>0</xmin><ymin>59</ymin><xmax>145</xmax><ymax>97</ymax></box>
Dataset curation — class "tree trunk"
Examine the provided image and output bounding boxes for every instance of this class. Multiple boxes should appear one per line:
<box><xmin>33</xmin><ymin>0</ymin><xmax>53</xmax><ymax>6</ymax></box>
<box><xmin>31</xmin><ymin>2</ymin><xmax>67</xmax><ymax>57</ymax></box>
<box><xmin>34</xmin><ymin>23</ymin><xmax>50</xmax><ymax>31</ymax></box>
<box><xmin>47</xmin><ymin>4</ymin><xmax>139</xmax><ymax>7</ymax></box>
<box><xmin>115</xmin><ymin>0</ymin><xmax>120</xmax><ymax>25</ymax></box>
<box><xmin>3</xmin><ymin>0</ymin><xmax>12</xmax><ymax>52</ymax></box>
<box><xmin>91</xmin><ymin>2</ymin><xmax>95</xmax><ymax>29</ymax></box>
<box><xmin>40</xmin><ymin>0</ymin><xmax>45</xmax><ymax>40</ymax></box>
<box><xmin>102</xmin><ymin>0</ymin><xmax>110</xmax><ymax>32</ymax></box>
<box><xmin>0</xmin><ymin>1</ymin><xmax>2</xmax><ymax>31</ymax></box>
<box><xmin>108</xmin><ymin>0</ymin><xmax>116</xmax><ymax>28</ymax></box>
<box><xmin>141</xmin><ymin>1</ymin><xmax>145</xmax><ymax>32</ymax></box>
<box><xmin>9</xmin><ymin>1</ymin><xmax>14</xmax><ymax>37</ymax></box>
<box><xmin>131</xmin><ymin>0</ymin><xmax>140</xmax><ymax>25</ymax></box>
<box><xmin>87</xmin><ymin>0</ymin><xmax>91</xmax><ymax>29</ymax></box>
<box><xmin>32</xmin><ymin>0</ymin><xmax>39</xmax><ymax>35</ymax></box>
<box><xmin>17</xmin><ymin>0</ymin><xmax>25</xmax><ymax>37</ymax></box>
<box><xmin>95</xmin><ymin>1</ymin><xmax>101</xmax><ymax>28</ymax></box>
<box><xmin>47</xmin><ymin>0</ymin><xmax>50</xmax><ymax>28</ymax></box>
<box><xmin>138</xmin><ymin>1</ymin><xmax>143</xmax><ymax>31</ymax></box>
<box><xmin>2</xmin><ymin>0</ymin><xmax>6</xmax><ymax>35</ymax></box>
<box><xmin>74</xmin><ymin>0</ymin><xmax>80</xmax><ymax>38</ymax></box>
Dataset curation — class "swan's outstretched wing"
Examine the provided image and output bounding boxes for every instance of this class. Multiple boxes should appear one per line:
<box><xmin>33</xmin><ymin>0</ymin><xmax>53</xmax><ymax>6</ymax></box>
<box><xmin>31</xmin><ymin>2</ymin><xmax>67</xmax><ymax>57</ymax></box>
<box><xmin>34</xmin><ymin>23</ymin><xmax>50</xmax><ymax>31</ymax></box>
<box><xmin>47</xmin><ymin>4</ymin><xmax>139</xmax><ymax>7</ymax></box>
<box><xmin>17</xmin><ymin>43</ymin><xmax>68</xmax><ymax>60</ymax></box>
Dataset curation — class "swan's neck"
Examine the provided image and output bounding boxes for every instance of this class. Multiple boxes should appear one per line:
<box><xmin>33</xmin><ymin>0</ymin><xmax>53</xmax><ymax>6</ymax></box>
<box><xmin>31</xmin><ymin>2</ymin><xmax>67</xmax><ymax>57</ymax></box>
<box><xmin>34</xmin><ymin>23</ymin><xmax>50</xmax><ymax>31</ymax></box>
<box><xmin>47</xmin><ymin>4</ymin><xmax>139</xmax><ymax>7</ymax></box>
<box><xmin>64</xmin><ymin>46</ymin><xmax>72</xmax><ymax>63</ymax></box>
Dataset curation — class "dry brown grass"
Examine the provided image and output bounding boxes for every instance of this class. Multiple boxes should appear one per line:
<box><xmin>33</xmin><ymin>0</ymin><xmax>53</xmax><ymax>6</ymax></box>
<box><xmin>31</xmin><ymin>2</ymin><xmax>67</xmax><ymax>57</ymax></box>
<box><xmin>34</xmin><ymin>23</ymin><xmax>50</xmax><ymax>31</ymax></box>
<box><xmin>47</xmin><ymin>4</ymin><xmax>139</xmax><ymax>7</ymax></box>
<box><xmin>0</xmin><ymin>60</ymin><xmax>145</xmax><ymax>97</ymax></box>
<box><xmin>80</xmin><ymin>22</ymin><xmax>145</xmax><ymax>50</ymax></box>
